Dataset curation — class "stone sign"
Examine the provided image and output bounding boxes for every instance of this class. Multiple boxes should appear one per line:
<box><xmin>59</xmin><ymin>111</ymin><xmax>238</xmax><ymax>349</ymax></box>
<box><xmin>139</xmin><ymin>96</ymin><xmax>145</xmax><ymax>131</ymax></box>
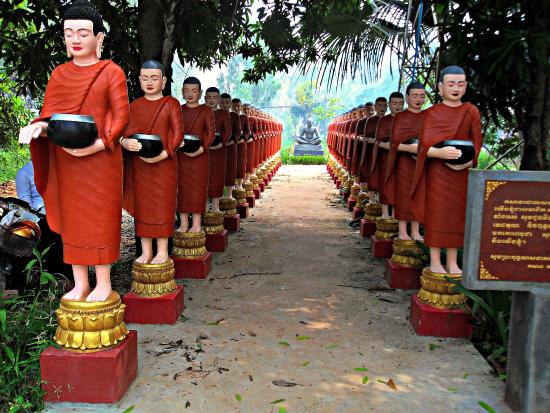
<box><xmin>463</xmin><ymin>170</ymin><xmax>550</xmax><ymax>291</ymax></box>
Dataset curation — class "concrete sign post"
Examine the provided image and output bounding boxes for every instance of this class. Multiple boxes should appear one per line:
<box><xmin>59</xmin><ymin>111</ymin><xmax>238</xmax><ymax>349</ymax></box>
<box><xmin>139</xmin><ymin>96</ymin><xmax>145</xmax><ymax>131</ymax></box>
<box><xmin>463</xmin><ymin>170</ymin><xmax>550</xmax><ymax>413</ymax></box>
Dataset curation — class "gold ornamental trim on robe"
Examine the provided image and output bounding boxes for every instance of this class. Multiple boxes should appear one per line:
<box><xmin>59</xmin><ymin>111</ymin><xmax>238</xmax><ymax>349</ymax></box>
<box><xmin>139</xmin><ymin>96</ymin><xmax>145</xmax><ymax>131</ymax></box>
<box><xmin>55</xmin><ymin>291</ymin><xmax>129</xmax><ymax>352</ymax></box>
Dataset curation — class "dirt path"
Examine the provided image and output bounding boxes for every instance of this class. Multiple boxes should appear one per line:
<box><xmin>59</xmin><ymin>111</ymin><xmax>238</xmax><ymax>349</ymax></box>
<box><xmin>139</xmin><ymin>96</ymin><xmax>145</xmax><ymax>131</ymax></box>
<box><xmin>47</xmin><ymin>165</ymin><xmax>510</xmax><ymax>413</ymax></box>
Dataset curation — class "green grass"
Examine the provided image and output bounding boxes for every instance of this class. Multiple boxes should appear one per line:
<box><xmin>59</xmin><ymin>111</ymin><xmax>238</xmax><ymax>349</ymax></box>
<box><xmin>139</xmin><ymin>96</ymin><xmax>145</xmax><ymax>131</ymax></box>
<box><xmin>280</xmin><ymin>146</ymin><xmax>327</xmax><ymax>165</ymax></box>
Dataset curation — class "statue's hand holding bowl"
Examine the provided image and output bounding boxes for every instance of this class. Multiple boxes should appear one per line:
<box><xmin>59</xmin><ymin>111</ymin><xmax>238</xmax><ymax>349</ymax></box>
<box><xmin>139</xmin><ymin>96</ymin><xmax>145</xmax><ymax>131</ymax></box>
<box><xmin>437</xmin><ymin>145</ymin><xmax>462</xmax><ymax>160</ymax></box>
<box><xmin>19</xmin><ymin>122</ymin><xmax>48</xmax><ymax>145</ymax></box>
<box><xmin>121</xmin><ymin>138</ymin><xmax>142</xmax><ymax>152</ymax></box>
<box><xmin>64</xmin><ymin>139</ymin><xmax>105</xmax><ymax>157</ymax></box>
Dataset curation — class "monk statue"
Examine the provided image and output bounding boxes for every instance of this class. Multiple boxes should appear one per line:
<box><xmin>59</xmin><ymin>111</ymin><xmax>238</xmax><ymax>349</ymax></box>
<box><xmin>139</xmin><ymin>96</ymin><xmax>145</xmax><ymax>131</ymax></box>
<box><xmin>121</xmin><ymin>60</ymin><xmax>183</xmax><ymax>264</ymax></box>
<box><xmin>371</xmin><ymin>92</ymin><xmax>404</xmax><ymax>219</ymax></box>
<box><xmin>233</xmin><ymin>98</ymin><xmax>249</xmax><ymax>190</ymax></box>
<box><xmin>204</xmin><ymin>87</ymin><xmax>231</xmax><ymax>212</ymax></box>
<box><xmin>411</xmin><ymin>66</ymin><xmax>482</xmax><ymax>274</ymax></box>
<box><xmin>221</xmin><ymin>93</ymin><xmax>240</xmax><ymax>199</ymax></box>
<box><xmin>296</xmin><ymin>119</ymin><xmax>321</xmax><ymax>145</ymax></box>
<box><xmin>18</xmin><ymin>0</ymin><xmax>130</xmax><ymax>302</ymax></box>
<box><xmin>351</xmin><ymin>102</ymin><xmax>374</xmax><ymax>194</ymax></box>
<box><xmin>385</xmin><ymin>81</ymin><xmax>426</xmax><ymax>241</ymax></box>
<box><xmin>177</xmin><ymin>77</ymin><xmax>216</xmax><ymax>232</ymax></box>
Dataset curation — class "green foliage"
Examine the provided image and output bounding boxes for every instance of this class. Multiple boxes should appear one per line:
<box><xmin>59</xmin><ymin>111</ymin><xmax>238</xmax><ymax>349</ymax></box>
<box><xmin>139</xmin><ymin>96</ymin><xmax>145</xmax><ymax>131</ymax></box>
<box><xmin>0</xmin><ymin>73</ymin><xmax>33</xmax><ymax>183</ymax></box>
<box><xmin>280</xmin><ymin>147</ymin><xmax>327</xmax><ymax>165</ymax></box>
<box><xmin>0</xmin><ymin>248</ymin><xmax>64</xmax><ymax>413</ymax></box>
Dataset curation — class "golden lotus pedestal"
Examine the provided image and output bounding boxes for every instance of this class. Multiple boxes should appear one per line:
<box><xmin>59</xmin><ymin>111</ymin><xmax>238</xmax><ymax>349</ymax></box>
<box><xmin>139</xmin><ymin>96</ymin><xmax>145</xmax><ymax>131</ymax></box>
<box><xmin>349</xmin><ymin>182</ymin><xmax>360</xmax><ymax>202</ymax></box>
<box><xmin>172</xmin><ymin>230</ymin><xmax>212</xmax><ymax>279</ymax></box>
<box><xmin>41</xmin><ymin>291</ymin><xmax>138</xmax><ymax>403</ymax></box>
<box><xmin>363</xmin><ymin>202</ymin><xmax>382</xmax><ymax>222</ymax></box>
<box><xmin>232</xmin><ymin>188</ymin><xmax>249</xmax><ymax>218</ymax></box>
<box><xmin>371</xmin><ymin>218</ymin><xmax>398</xmax><ymax>259</ymax></box>
<box><xmin>220</xmin><ymin>197</ymin><xmax>238</xmax><ymax>217</ymax></box>
<box><xmin>203</xmin><ymin>211</ymin><xmax>229</xmax><ymax>252</ymax></box>
<box><xmin>122</xmin><ymin>260</ymin><xmax>184</xmax><ymax>324</ymax></box>
<box><xmin>410</xmin><ymin>268</ymin><xmax>473</xmax><ymax>338</ymax></box>
<box><xmin>219</xmin><ymin>198</ymin><xmax>240</xmax><ymax>231</ymax></box>
<box><xmin>384</xmin><ymin>239</ymin><xmax>426</xmax><ymax>290</ymax></box>
<box><xmin>243</xmin><ymin>181</ymin><xmax>256</xmax><ymax>208</ymax></box>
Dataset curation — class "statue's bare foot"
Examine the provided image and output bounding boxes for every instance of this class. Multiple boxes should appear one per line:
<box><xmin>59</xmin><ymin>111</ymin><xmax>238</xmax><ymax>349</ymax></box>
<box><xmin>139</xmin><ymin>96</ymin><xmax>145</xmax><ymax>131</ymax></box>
<box><xmin>188</xmin><ymin>225</ymin><xmax>202</xmax><ymax>233</ymax></box>
<box><xmin>176</xmin><ymin>225</ymin><xmax>188</xmax><ymax>233</ymax></box>
<box><xmin>86</xmin><ymin>285</ymin><xmax>112</xmax><ymax>302</ymax></box>
<box><xmin>412</xmin><ymin>235</ymin><xmax>424</xmax><ymax>242</ymax></box>
<box><xmin>136</xmin><ymin>253</ymin><xmax>152</xmax><ymax>264</ymax></box>
<box><xmin>429</xmin><ymin>264</ymin><xmax>447</xmax><ymax>274</ymax></box>
<box><xmin>446</xmin><ymin>265</ymin><xmax>462</xmax><ymax>275</ymax></box>
<box><xmin>151</xmin><ymin>253</ymin><xmax>169</xmax><ymax>264</ymax></box>
<box><xmin>398</xmin><ymin>234</ymin><xmax>412</xmax><ymax>240</ymax></box>
<box><xmin>380</xmin><ymin>214</ymin><xmax>391</xmax><ymax>220</ymax></box>
<box><xmin>63</xmin><ymin>285</ymin><xmax>91</xmax><ymax>301</ymax></box>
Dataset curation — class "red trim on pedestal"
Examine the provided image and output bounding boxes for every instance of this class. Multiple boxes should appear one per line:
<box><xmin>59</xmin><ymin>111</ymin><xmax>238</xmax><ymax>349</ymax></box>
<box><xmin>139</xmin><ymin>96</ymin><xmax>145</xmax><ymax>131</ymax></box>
<box><xmin>335</xmin><ymin>179</ymin><xmax>341</xmax><ymax>188</ymax></box>
<box><xmin>236</xmin><ymin>204</ymin><xmax>249</xmax><ymax>218</ymax></box>
<box><xmin>223</xmin><ymin>214</ymin><xmax>240</xmax><ymax>231</ymax></box>
<box><xmin>253</xmin><ymin>188</ymin><xmax>261</xmax><ymax>199</ymax></box>
<box><xmin>409</xmin><ymin>294</ymin><xmax>473</xmax><ymax>338</ymax></box>
<box><xmin>259</xmin><ymin>182</ymin><xmax>266</xmax><ymax>192</ymax></box>
<box><xmin>246</xmin><ymin>195</ymin><xmax>255</xmax><ymax>208</ymax></box>
<box><xmin>205</xmin><ymin>230</ymin><xmax>229</xmax><ymax>252</ymax></box>
<box><xmin>347</xmin><ymin>198</ymin><xmax>356</xmax><ymax>211</ymax></box>
<box><xmin>370</xmin><ymin>236</ymin><xmax>393</xmax><ymax>259</ymax></box>
<box><xmin>352</xmin><ymin>206</ymin><xmax>364</xmax><ymax>220</ymax></box>
<box><xmin>40</xmin><ymin>330</ymin><xmax>138</xmax><ymax>403</ymax></box>
<box><xmin>173</xmin><ymin>253</ymin><xmax>212</xmax><ymax>279</ymax></box>
<box><xmin>123</xmin><ymin>285</ymin><xmax>184</xmax><ymax>324</ymax></box>
<box><xmin>384</xmin><ymin>260</ymin><xmax>421</xmax><ymax>289</ymax></box>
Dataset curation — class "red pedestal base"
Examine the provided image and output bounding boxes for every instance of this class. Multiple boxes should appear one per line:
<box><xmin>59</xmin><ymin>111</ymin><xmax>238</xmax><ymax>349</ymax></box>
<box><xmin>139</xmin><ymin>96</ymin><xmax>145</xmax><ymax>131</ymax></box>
<box><xmin>40</xmin><ymin>331</ymin><xmax>138</xmax><ymax>403</ymax></box>
<box><xmin>384</xmin><ymin>260</ymin><xmax>421</xmax><ymax>289</ymax></box>
<box><xmin>410</xmin><ymin>294</ymin><xmax>473</xmax><ymax>338</ymax></box>
<box><xmin>224</xmin><ymin>214</ymin><xmax>240</xmax><ymax>232</ymax></box>
<box><xmin>360</xmin><ymin>218</ymin><xmax>376</xmax><ymax>237</ymax></box>
<box><xmin>352</xmin><ymin>206</ymin><xmax>364</xmax><ymax>220</ymax></box>
<box><xmin>246</xmin><ymin>195</ymin><xmax>255</xmax><ymax>208</ymax></box>
<box><xmin>263</xmin><ymin>177</ymin><xmax>269</xmax><ymax>186</ymax></box>
<box><xmin>347</xmin><ymin>198</ymin><xmax>356</xmax><ymax>211</ymax></box>
<box><xmin>260</xmin><ymin>182</ymin><xmax>266</xmax><ymax>192</ymax></box>
<box><xmin>123</xmin><ymin>285</ymin><xmax>184</xmax><ymax>324</ymax></box>
<box><xmin>236</xmin><ymin>204</ymin><xmax>249</xmax><ymax>218</ymax></box>
<box><xmin>173</xmin><ymin>252</ymin><xmax>212</xmax><ymax>279</ymax></box>
<box><xmin>253</xmin><ymin>188</ymin><xmax>261</xmax><ymax>199</ymax></box>
<box><xmin>370</xmin><ymin>236</ymin><xmax>393</xmax><ymax>259</ymax></box>
<box><xmin>205</xmin><ymin>230</ymin><xmax>229</xmax><ymax>252</ymax></box>
<box><xmin>343</xmin><ymin>191</ymin><xmax>350</xmax><ymax>200</ymax></box>
<box><xmin>335</xmin><ymin>179</ymin><xmax>341</xmax><ymax>188</ymax></box>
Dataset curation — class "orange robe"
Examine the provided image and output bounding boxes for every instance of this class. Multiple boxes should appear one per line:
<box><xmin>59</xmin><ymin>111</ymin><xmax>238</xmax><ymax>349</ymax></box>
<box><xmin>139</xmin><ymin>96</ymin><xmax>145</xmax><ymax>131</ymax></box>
<box><xmin>30</xmin><ymin>60</ymin><xmax>129</xmax><ymax>265</ymax></box>
<box><xmin>351</xmin><ymin>117</ymin><xmax>367</xmax><ymax>176</ymax></box>
<box><xmin>208</xmin><ymin>109</ymin><xmax>231</xmax><ymax>197</ymax></box>
<box><xmin>359</xmin><ymin>115</ymin><xmax>381</xmax><ymax>183</ymax></box>
<box><xmin>225</xmin><ymin>112</ymin><xmax>240</xmax><ymax>186</ymax></box>
<box><xmin>369</xmin><ymin>115</ymin><xmax>393</xmax><ymax>202</ymax></box>
<box><xmin>346</xmin><ymin>119</ymin><xmax>359</xmax><ymax>171</ymax></box>
<box><xmin>177</xmin><ymin>104</ymin><xmax>215</xmax><ymax>213</ymax></box>
<box><xmin>237</xmin><ymin>113</ymin><xmax>249</xmax><ymax>179</ymax></box>
<box><xmin>123</xmin><ymin>96</ymin><xmax>183</xmax><ymax>237</ymax></box>
<box><xmin>246</xmin><ymin>115</ymin><xmax>256</xmax><ymax>173</ymax></box>
<box><xmin>411</xmin><ymin>103</ymin><xmax>482</xmax><ymax>247</ymax></box>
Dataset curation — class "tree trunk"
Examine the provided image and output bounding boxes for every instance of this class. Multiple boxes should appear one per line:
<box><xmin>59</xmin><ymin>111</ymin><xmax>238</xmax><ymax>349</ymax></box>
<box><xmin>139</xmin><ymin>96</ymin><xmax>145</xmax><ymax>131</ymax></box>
<box><xmin>519</xmin><ymin>0</ymin><xmax>550</xmax><ymax>171</ymax></box>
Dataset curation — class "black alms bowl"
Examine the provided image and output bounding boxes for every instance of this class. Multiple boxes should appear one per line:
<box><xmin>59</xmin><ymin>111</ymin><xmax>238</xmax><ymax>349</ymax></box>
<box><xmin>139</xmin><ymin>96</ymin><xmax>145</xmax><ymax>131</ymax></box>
<box><xmin>211</xmin><ymin>132</ymin><xmax>222</xmax><ymax>147</ymax></box>
<box><xmin>48</xmin><ymin>114</ymin><xmax>98</xmax><ymax>149</ymax></box>
<box><xmin>181</xmin><ymin>134</ymin><xmax>201</xmax><ymax>154</ymax></box>
<box><xmin>435</xmin><ymin>140</ymin><xmax>475</xmax><ymax>165</ymax></box>
<box><xmin>132</xmin><ymin>134</ymin><xmax>163</xmax><ymax>158</ymax></box>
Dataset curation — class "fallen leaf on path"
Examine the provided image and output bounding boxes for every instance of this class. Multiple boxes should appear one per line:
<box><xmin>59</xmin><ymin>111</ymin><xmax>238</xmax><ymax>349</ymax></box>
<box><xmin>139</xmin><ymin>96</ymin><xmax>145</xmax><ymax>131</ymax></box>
<box><xmin>205</xmin><ymin>318</ymin><xmax>225</xmax><ymax>326</ymax></box>
<box><xmin>387</xmin><ymin>378</ymin><xmax>398</xmax><ymax>390</ymax></box>
<box><xmin>236</xmin><ymin>393</ymin><xmax>242</xmax><ymax>401</ymax></box>
<box><xmin>429</xmin><ymin>343</ymin><xmax>443</xmax><ymax>351</ymax></box>
<box><xmin>249</xmin><ymin>374</ymin><xmax>253</xmax><ymax>382</ymax></box>
<box><xmin>301</xmin><ymin>361</ymin><xmax>310</xmax><ymax>367</ymax></box>
<box><xmin>271</xmin><ymin>399</ymin><xmax>285</xmax><ymax>404</ymax></box>
<box><xmin>463</xmin><ymin>373</ymin><xmax>469</xmax><ymax>379</ymax></box>
<box><xmin>272</xmin><ymin>380</ymin><xmax>304</xmax><ymax>387</ymax></box>
<box><xmin>447</xmin><ymin>387</ymin><xmax>458</xmax><ymax>392</ymax></box>
<box><xmin>296</xmin><ymin>335</ymin><xmax>311</xmax><ymax>340</ymax></box>
<box><xmin>478</xmin><ymin>401</ymin><xmax>496</xmax><ymax>413</ymax></box>
<box><xmin>278</xmin><ymin>340</ymin><xmax>290</xmax><ymax>346</ymax></box>
<box><xmin>362</xmin><ymin>376</ymin><xmax>369</xmax><ymax>384</ymax></box>
<box><xmin>354</xmin><ymin>367</ymin><xmax>368</xmax><ymax>372</ymax></box>
<box><xmin>326</xmin><ymin>343</ymin><xmax>339</xmax><ymax>349</ymax></box>
<box><xmin>185</xmin><ymin>401</ymin><xmax>191</xmax><ymax>408</ymax></box>
<box><xmin>121</xmin><ymin>407</ymin><xmax>135</xmax><ymax>413</ymax></box>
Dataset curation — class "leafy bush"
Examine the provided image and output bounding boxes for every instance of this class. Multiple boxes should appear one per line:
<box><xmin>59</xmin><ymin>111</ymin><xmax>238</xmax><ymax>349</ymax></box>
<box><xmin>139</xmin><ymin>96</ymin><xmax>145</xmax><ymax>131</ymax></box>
<box><xmin>280</xmin><ymin>147</ymin><xmax>327</xmax><ymax>165</ymax></box>
<box><xmin>0</xmin><ymin>248</ymin><xmax>64</xmax><ymax>413</ymax></box>
<box><xmin>0</xmin><ymin>74</ymin><xmax>34</xmax><ymax>184</ymax></box>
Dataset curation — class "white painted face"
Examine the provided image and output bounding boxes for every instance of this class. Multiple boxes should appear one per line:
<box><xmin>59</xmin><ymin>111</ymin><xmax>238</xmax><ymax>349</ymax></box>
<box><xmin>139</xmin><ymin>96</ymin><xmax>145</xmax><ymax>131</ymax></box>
<box><xmin>205</xmin><ymin>92</ymin><xmax>220</xmax><ymax>108</ymax></box>
<box><xmin>182</xmin><ymin>84</ymin><xmax>202</xmax><ymax>104</ymax></box>
<box><xmin>438</xmin><ymin>74</ymin><xmax>467</xmax><ymax>103</ymax></box>
<box><xmin>63</xmin><ymin>19</ymin><xmax>103</xmax><ymax>59</ymax></box>
<box><xmin>407</xmin><ymin>88</ymin><xmax>426</xmax><ymax>111</ymax></box>
<box><xmin>139</xmin><ymin>68</ymin><xmax>166</xmax><ymax>96</ymax></box>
